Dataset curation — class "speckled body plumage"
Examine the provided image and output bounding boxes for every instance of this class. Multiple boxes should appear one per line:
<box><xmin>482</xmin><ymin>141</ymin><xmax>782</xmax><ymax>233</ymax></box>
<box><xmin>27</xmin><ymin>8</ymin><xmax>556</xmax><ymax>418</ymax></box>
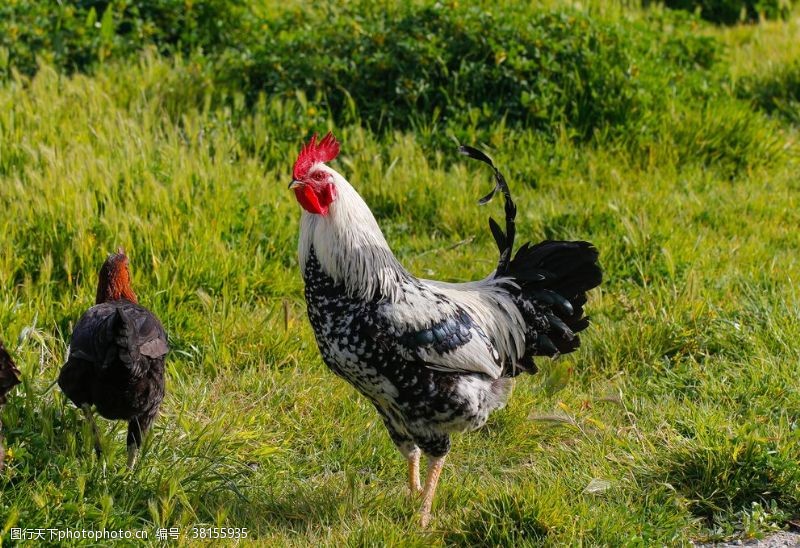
<box><xmin>304</xmin><ymin>248</ymin><xmax>512</xmax><ymax>457</ymax></box>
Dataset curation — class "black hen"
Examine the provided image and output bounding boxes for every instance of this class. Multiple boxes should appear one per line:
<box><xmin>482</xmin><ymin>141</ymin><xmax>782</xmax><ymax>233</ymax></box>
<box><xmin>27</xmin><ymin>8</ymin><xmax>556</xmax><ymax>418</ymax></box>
<box><xmin>58</xmin><ymin>250</ymin><xmax>168</xmax><ymax>467</ymax></box>
<box><xmin>0</xmin><ymin>340</ymin><xmax>22</xmax><ymax>471</ymax></box>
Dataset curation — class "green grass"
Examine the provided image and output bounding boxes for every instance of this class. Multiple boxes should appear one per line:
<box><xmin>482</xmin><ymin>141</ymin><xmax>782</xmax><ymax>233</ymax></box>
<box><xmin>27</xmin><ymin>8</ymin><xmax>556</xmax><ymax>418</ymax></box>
<box><xmin>2</xmin><ymin>2</ymin><xmax>800</xmax><ymax>546</ymax></box>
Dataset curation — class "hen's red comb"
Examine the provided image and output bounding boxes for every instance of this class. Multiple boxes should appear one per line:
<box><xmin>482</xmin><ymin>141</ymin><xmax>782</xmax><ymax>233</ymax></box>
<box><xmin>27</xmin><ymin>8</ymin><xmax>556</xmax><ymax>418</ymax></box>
<box><xmin>293</xmin><ymin>132</ymin><xmax>340</xmax><ymax>180</ymax></box>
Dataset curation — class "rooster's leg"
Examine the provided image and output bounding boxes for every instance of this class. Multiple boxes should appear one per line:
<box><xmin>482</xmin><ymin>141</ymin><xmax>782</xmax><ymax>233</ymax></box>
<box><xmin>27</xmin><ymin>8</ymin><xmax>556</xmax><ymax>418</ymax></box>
<box><xmin>81</xmin><ymin>404</ymin><xmax>102</xmax><ymax>457</ymax></box>
<box><xmin>419</xmin><ymin>455</ymin><xmax>446</xmax><ymax>527</ymax></box>
<box><xmin>407</xmin><ymin>448</ymin><xmax>422</xmax><ymax>495</ymax></box>
<box><xmin>381</xmin><ymin>414</ymin><xmax>421</xmax><ymax>495</ymax></box>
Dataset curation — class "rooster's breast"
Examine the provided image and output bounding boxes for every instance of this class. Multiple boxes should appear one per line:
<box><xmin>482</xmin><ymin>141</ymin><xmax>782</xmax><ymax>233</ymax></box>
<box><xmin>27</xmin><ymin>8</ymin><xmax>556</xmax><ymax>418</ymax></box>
<box><xmin>302</xmin><ymin>250</ymin><xmax>508</xmax><ymax>436</ymax></box>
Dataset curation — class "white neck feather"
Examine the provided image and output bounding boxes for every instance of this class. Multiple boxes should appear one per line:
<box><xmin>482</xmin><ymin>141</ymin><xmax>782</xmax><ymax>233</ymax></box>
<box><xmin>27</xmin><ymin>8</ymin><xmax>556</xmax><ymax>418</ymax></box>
<box><xmin>298</xmin><ymin>168</ymin><xmax>411</xmax><ymax>301</ymax></box>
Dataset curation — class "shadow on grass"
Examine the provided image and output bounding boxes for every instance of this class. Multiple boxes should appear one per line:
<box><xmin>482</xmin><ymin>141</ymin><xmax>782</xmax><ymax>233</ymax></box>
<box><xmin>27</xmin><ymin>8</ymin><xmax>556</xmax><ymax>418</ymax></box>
<box><xmin>649</xmin><ymin>430</ymin><xmax>800</xmax><ymax>524</ymax></box>
<box><xmin>444</xmin><ymin>490</ymin><xmax>552</xmax><ymax>546</ymax></box>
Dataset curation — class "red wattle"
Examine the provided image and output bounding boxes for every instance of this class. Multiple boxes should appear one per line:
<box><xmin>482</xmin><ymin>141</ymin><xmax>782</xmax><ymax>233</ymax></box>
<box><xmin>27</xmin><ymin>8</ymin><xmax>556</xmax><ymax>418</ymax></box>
<box><xmin>294</xmin><ymin>183</ymin><xmax>336</xmax><ymax>215</ymax></box>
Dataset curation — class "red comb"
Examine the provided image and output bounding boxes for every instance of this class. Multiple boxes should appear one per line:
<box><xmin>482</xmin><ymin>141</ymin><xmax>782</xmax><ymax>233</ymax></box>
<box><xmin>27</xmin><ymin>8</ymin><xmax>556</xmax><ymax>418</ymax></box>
<box><xmin>293</xmin><ymin>132</ymin><xmax>340</xmax><ymax>180</ymax></box>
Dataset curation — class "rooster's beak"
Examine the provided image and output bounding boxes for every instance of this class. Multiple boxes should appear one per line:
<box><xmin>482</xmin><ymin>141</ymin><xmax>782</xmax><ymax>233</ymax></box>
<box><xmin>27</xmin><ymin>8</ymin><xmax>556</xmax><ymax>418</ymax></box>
<box><xmin>288</xmin><ymin>180</ymin><xmax>302</xmax><ymax>189</ymax></box>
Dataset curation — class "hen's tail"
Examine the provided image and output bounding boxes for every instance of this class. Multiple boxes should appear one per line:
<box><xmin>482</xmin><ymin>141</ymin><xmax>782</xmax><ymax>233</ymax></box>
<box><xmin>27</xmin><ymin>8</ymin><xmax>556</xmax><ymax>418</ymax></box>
<box><xmin>108</xmin><ymin>305</ymin><xmax>169</xmax><ymax>378</ymax></box>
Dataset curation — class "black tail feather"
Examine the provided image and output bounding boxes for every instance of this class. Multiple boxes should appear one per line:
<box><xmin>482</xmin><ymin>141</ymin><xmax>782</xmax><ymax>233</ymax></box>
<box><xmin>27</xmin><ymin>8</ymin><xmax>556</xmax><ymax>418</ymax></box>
<box><xmin>459</xmin><ymin>145</ymin><xmax>517</xmax><ymax>276</ymax></box>
<box><xmin>510</xmin><ymin>240</ymin><xmax>602</xmax><ymax>361</ymax></box>
<box><xmin>510</xmin><ymin>240</ymin><xmax>602</xmax><ymax>297</ymax></box>
<box><xmin>459</xmin><ymin>145</ymin><xmax>602</xmax><ymax>374</ymax></box>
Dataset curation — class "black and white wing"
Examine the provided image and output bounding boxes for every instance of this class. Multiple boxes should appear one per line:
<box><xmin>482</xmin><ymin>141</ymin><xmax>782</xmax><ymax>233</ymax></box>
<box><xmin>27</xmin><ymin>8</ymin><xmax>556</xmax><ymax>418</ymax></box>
<box><xmin>375</xmin><ymin>283</ymin><xmax>503</xmax><ymax>378</ymax></box>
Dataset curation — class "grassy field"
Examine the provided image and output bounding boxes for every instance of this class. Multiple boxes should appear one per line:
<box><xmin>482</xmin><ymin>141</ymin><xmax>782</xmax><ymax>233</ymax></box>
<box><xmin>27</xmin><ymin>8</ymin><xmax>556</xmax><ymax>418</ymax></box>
<box><xmin>1</xmin><ymin>1</ymin><xmax>800</xmax><ymax>545</ymax></box>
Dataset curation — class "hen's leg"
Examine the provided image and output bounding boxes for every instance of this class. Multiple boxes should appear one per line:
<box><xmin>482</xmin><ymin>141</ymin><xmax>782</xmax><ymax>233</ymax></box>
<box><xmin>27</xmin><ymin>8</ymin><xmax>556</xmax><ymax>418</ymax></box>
<box><xmin>81</xmin><ymin>404</ymin><xmax>102</xmax><ymax>457</ymax></box>
<box><xmin>420</xmin><ymin>455</ymin><xmax>446</xmax><ymax>527</ymax></box>
<box><xmin>126</xmin><ymin>418</ymin><xmax>140</xmax><ymax>469</ymax></box>
<box><xmin>127</xmin><ymin>411</ymin><xmax>156</xmax><ymax>469</ymax></box>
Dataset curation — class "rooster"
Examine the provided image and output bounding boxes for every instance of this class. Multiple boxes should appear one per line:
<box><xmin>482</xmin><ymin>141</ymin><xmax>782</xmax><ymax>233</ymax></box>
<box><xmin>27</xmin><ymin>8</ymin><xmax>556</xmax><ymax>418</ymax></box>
<box><xmin>58</xmin><ymin>250</ymin><xmax>168</xmax><ymax>468</ymax></box>
<box><xmin>0</xmin><ymin>340</ymin><xmax>22</xmax><ymax>471</ymax></box>
<box><xmin>290</xmin><ymin>133</ymin><xmax>601</xmax><ymax>526</ymax></box>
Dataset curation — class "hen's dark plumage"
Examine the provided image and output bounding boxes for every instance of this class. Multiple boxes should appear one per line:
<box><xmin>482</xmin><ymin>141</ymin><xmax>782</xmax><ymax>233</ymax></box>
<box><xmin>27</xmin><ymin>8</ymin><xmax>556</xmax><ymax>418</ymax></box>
<box><xmin>58</xmin><ymin>250</ymin><xmax>167</xmax><ymax>467</ymax></box>
<box><xmin>0</xmin><ymin>340</ymin><xmax>22</xmax><ymax>471</ymax></box>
